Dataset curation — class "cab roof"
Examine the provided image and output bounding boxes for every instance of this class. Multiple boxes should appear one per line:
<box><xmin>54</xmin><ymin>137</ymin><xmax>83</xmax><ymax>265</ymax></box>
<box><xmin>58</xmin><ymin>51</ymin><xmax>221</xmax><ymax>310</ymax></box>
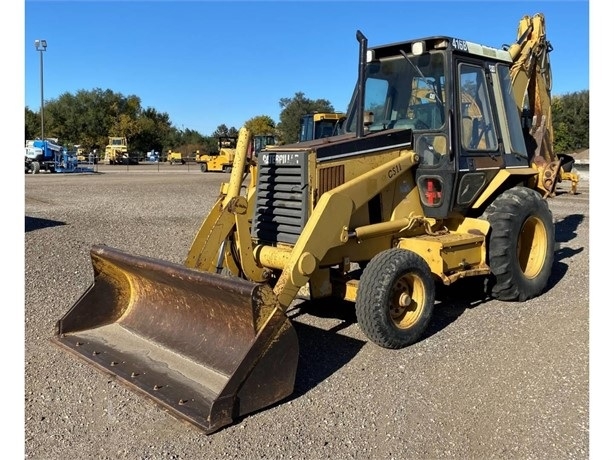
<box><xmin>368</xmin><ymin>36</ymin><xmax>512</xmax><ymax>63</ymax></box>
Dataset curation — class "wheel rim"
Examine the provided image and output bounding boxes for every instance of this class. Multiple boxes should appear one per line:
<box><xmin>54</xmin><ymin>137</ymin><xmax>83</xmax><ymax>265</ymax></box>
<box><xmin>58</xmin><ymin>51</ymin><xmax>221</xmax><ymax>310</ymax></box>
<box><xmin>389</xmin><ymin>273</ymin><xmax>425</xmax><ymax>329</ymax></box>
<box><xmin>517</xmin><ymin>216</ymin><xmax>548</xmax><ymax>279</ymax></box>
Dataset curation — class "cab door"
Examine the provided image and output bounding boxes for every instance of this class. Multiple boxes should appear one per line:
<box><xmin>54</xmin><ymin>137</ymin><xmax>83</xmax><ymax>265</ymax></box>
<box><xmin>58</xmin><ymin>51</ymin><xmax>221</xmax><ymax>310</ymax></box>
<box><xmin>452</xmin><ymin>60</ymin><xmax>505</xmax><ymax>210</ymax></box>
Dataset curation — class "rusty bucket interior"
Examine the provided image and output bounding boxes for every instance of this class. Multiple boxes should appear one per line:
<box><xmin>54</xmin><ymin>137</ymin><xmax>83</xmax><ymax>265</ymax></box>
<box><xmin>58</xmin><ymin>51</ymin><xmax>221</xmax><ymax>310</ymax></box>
<box><xmin>52</xmin><ymin>244</ymin><xmax>299</xmax><ymax>434</ymax></box>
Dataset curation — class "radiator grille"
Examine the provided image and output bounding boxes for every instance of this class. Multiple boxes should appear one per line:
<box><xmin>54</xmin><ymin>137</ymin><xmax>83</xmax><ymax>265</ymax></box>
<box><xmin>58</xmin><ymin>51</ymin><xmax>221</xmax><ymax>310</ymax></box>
<box><xmin>251</xmin><ymin>152</ymin><xmax>308</xmax><ymax>245</ymax></box>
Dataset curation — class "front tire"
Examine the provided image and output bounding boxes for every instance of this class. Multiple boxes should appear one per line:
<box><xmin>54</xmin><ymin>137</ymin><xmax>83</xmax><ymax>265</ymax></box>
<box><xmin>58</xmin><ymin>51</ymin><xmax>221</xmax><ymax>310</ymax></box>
<box><xmin>481</xmin><ymin>186</ymin><xmax>555</xmax><ymax>301</ymax></box>
<box><xmin>356</xmin><ymin>248</ymin><xmax>435</xmax><ymax>349</ymax></box>
<box><xmin>200</xmin><ymin>163</ymin><xmax>208</xmax><ymax>173</ymax></box>
<box><xmin>31</xmin><ymin>161</ymin><xmax>40</xmax><ymax>174</ymax></box>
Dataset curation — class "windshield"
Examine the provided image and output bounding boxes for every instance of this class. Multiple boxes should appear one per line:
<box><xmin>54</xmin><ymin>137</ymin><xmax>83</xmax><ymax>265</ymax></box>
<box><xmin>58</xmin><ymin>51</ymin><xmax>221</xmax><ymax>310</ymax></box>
<box><xmin>346</xmin><ymin>51</ymin><xmax>447</xmax><ymax>133</ymax></box>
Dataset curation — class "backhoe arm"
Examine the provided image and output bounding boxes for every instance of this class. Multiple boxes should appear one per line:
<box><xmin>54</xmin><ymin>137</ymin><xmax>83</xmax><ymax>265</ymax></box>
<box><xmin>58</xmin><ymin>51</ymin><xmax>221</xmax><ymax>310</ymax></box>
<box><xmin>509</xmin><ymin>14</ymin><xmax>554</xmax><ymax>160</ymax></box>
<box><xmin>507</xmin><ymin>13</ymin><xmax>577</xmax><ymax>195</ymax></box>
<box><xmin>508</xmin><ymin>14</ymin><xmax>552</xmax><ymax>121</ymax></box>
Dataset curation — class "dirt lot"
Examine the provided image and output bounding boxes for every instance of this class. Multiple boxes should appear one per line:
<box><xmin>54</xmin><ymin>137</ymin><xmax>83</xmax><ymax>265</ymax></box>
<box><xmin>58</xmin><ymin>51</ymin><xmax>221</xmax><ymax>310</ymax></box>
<box><xmin>23</xmin><ymin>164</ymin><xmax>590</xmax><ymax>459</ymax></box>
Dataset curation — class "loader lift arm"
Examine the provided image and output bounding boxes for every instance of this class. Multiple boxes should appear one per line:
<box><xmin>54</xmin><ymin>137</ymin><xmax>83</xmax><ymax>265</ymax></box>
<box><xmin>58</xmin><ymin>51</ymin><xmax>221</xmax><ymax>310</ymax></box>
<box><xmin>186</xmin><ymin>127</ymin><xmax>421</xmax><ymax>310</ymax></box>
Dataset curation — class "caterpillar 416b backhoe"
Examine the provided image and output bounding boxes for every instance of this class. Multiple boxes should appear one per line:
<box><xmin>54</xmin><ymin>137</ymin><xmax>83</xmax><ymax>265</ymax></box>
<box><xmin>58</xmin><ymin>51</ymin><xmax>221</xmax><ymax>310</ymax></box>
<box><xmin>53</xmin><ymin>13</ymin><xmax>575</xmax><ymax>434</ymax></box>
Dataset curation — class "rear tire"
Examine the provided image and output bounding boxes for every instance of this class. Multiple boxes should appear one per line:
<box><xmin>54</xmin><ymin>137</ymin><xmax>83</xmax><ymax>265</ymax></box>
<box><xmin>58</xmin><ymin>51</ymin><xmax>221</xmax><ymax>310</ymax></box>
<box><xmin>481</xmin><ymin>186</ymin><xmax>555</xmax><ymax>301</ymax></box>
<box><xmin>201</xmin><ymin>163</ymin><xmax>208</xmax><ymax>173</ymax></box>
<box><xmin>356</xmin><ymin>248</ymin><xmax>435</xmax><ymax>349</ymax></box>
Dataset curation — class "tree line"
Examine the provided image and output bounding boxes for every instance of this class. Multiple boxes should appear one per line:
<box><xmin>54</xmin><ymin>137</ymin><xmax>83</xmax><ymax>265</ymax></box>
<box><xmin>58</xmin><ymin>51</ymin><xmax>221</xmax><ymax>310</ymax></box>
<box><xmin>551</xmin><ymin>90</ymin><xmax>589</xmax><ymax>153</ymax></box>
<box><xmin>24</xmin><ymin>89</ymin><xmax>336</xmax><ymax>158</ymax></box>
<box><xmin>24</xmin><ymin>88</ymin><xmax>588</xmax><ymax>157</ymax></box>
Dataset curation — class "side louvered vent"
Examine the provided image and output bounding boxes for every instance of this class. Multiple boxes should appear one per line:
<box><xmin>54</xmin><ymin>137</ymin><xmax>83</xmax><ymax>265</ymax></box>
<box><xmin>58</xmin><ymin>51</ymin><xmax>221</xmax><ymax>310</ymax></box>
<box><xmin>318</xmin><ymin>165</ymin><xmax>345</xmax><ymax>195</ymax></box>
<box><xmin>251</xmin><ymin>151</ymin><xmax>309</xmax><ymax>245</ymax></box>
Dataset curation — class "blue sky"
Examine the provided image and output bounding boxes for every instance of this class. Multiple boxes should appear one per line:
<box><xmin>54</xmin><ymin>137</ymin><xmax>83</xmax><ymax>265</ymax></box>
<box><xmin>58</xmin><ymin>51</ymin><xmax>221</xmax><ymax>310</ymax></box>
<box><xmin>20</xmin><ymin>0</ymin><xmax>590</xmax><ymax>137</ymax></box>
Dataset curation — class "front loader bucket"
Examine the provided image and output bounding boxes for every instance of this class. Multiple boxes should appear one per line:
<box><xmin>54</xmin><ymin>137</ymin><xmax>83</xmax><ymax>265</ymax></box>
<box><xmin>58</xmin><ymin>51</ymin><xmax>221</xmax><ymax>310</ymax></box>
<box><xmin>52</xmin><ymin>245</ymin><xmax>299</xmax><ymax>434</ymax></box>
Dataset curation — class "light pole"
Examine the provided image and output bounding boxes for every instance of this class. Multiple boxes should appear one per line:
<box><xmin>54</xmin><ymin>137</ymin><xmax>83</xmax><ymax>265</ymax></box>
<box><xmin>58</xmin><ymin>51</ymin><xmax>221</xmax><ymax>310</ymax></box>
<box><xmin>34</xmin><ymin>39</ymin><xmax>47</xmax><ymax>140</ymax></box>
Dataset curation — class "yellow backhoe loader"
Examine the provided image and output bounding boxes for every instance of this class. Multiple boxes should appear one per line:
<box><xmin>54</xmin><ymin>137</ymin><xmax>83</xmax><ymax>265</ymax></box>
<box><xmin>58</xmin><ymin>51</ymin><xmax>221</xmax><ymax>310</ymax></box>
<box><xmin>299</xmin><ymin>112</ymin><xmax>346</xmax><ymax>142</ymax></box>
<box><xmin>53</xmin><ymin>13</ymin><xmax>574</xmax><ymax>434</ymax></box>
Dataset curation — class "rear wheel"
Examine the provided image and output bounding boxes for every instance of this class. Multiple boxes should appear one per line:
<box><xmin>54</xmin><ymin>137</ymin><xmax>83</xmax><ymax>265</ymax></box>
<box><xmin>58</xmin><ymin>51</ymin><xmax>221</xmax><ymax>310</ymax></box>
<box><xmin>200</xmin><ymin>163</ymin><xmax>208</xmax><ymax>173</ymax></box>
<box><xmin>356</xmin><ymin>248</ymin><xmax>435</xmax><ymax>349</ymax></box>
<box><xmin>481</xmin><ymin>186</ymin><xmax>555</xmax><ymax>301</ymax></box>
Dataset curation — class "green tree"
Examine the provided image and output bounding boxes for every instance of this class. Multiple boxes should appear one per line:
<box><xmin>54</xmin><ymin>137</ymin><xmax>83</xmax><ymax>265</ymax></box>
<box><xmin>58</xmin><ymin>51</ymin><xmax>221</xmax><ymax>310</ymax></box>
<box><xmin>212</xmin><ymin>124</ymin><xmax>231</xmax><ymax>138</ymax></box>
<box><xmin>244</xmin><ymin>115</ymin><xmax>277</xmax><ymax>136</ymax></box>
<box><xmin>25</xmin><ymin>107</ymin><xmax>39</xmax><ymax>140</ymax></box>
<box><xmin>24</xmin><ymin>87</ymin><xmax>259</xmax><ymax>159</ymax></box>
<box><xmin>200</xmin><ymin>137</ymin><xmax>220</xmax><ymax>155</ymax></box>
<box><xmin>131</xmin><ymin>107</ymin><xmax>172</xmax><ymax>154</ymax></box>
<box><xmin>181</xmin><ymin>128</ymin><xmax>207</xmax><ymax>158</ymax></box>
<box><xmin>40</xmin><ymin>89</ymin><xmax>146</xmax><ymax>151</ymax></box>
<box><xmin>552</xmin><ymin>90</ymin><xmax>589</xmax><ymax>153</ymax></box>
<box><xmin>277</xmin><ymin>92</ymin><xmax>335</xmax><ymax>144</ymax></box>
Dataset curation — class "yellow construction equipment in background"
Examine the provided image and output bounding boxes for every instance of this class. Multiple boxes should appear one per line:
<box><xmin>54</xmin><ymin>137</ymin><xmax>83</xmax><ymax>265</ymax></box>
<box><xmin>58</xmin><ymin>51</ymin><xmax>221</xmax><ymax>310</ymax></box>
<box><xmin>195</xmin><ymin>136</ymin><xmax>239</xmax><ymax>173</ymax></box>
<box><xmin>299</xmin><ymin>112</ymin><xmax>346</xmax><ymax>142</ymax></box>
<box><xmin>103</xmin><ymin>136</ymin><xmax>138</xmax><ymax>165</ymax></box>
<box><xmin>166</xmin><ymin>150</ymin><xmax>186</xmax><ymax>165</ymax></box>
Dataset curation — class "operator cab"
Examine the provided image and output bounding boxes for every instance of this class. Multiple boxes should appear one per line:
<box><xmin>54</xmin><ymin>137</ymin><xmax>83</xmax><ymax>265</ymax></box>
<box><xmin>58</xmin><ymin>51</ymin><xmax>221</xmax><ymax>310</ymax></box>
<box><xmin>299</xmin><ymin>113</ymin><xmax>346</xmax><ymax>142</ymax></box>
<box><xmin>343</xmin><ymin>34</ymin><xmax>529</xmax><ymax>218</ymax></box>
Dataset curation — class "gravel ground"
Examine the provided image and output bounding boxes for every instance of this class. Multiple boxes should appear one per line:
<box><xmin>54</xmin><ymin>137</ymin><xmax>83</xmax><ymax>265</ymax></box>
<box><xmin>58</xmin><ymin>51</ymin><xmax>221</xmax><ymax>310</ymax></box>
<box><xmin>23</xmin><ymin>164</ymin><xmax>591</xmax><ymax>459</ymax></box>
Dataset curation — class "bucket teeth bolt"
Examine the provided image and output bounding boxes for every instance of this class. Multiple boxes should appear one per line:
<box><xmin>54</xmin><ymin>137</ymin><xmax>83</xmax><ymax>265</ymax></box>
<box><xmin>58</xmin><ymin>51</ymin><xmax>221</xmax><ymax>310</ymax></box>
<box><xmin>153</xmin><ymin>385</ymin><xmax>163</xmax><ymax>390</ymax></box>
<box><xmin>178</xmin><ymin>399</ymin><xmax>188</xmax><ymax>405</ymax></box>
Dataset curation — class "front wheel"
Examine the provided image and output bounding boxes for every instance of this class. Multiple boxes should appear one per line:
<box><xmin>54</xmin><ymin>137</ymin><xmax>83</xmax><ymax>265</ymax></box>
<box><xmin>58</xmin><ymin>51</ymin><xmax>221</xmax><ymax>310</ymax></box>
<box><xmin>481</xmin><ymin>186</ymin><xmax>555</xmax><ymax>301</ymax></box>
<box><xmin>200</xmin><ymin>163</ymin><xmax>208</xmax><ymax>173</ymax></box>
<box><xmin>356</xmin><ymin>248</ymin><xmax>435</xmax><ymax>349</ymax></box>
<box><xmin>31</xmin><ymin>161</ymin><xmax>40</xmax><ymax>174</ymax></box>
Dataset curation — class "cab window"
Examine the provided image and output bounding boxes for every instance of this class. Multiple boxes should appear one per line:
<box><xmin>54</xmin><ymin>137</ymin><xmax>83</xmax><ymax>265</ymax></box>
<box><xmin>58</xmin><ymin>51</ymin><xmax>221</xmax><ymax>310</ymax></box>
<box><xmin>459</xmin><ymin>64</ymin><xmax>498</xmax><ymax>151</ymax></box>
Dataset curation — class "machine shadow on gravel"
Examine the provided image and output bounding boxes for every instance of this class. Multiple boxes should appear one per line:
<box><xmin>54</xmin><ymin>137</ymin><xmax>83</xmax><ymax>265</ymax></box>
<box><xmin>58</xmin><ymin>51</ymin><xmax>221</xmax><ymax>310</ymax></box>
<box><xmin>546</xmin><ymin>214</ymin><xmax>585</xmax><ymax>293</ymax></box>
<box><xmin>285</xmin><ymin>286</ymin><xmax>490</xmax><ymax>394</ymax></box>
<box><xmin>555</xmin><ymin>213</ymin><xmax>584</xmax><ymax>244</ymax></box>
<box><xmin>25</xmin><ymin>215</ymin><xmax>66</xmax><ymax>232</ymax></box>
<box><xmin>230</xmin><ymin>317</ymin><xmax>365</xmax><ymax>426</ymax></box>
<box><xmin>286</xmin><ymin>298</ymin><xmax>365</xmax><ymax>398</ymax></box>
